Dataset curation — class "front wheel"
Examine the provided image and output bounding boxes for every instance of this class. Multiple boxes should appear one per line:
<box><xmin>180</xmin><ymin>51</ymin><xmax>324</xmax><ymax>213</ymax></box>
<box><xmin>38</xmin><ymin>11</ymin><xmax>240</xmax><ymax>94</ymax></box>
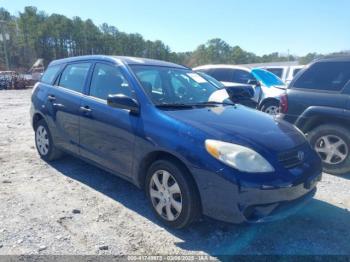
<box><xmin>308</xmin><ymin>124</ymin><xmax>350</xmax><ymax>176</ymax></box>
<box><xmin>145</xmin><ymin>159</ymin><xmax>200</xmax><ymax>228</ymax></box>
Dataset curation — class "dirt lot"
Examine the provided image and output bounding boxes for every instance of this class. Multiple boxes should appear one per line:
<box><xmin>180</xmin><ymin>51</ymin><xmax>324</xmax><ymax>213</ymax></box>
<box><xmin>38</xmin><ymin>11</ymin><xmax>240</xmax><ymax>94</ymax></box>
<box><xmin>0</xmin><ymin>89</ymin><xmax>349</xmax><ymax>256</ymax></box>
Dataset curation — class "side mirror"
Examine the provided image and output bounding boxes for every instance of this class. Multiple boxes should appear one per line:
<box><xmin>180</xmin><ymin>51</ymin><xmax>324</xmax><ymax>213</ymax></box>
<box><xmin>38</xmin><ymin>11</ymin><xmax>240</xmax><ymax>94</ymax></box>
<box><xmin>247</xmin><ymin>79</ymin><xmax>260</xmax><ymax>86</ymax></box>
<box><xmin>107</xmin><ymin>94</ymin><xmax>140</xmax><ymax>115</ymax></box>
<box><xmin>225</xmin><ymin>85</ymin><xmax>255</xmax><ymax>102</ymax></box>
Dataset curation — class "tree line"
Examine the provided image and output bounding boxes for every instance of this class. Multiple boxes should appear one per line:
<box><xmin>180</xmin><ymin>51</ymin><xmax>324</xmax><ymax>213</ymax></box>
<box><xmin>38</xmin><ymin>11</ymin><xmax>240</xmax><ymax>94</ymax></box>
<box><xmin>0</xmin><ymin>6</ymin><xmax>347</xmax><ymax>72</ymax></box>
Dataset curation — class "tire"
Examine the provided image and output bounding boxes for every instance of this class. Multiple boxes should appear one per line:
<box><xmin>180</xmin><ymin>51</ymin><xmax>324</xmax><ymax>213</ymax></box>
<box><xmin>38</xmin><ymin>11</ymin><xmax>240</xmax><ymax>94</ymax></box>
<box><xmin>308</xmin><ymin>124</ymin><xmax>350</xmax><ymax>176</ymax></box>
<box><xmin>145</xmin><ymin>159</ymin><xmax>200</xmax><ymax>228</ymax></box>
<box><xmin>34</xmin><ymin>119</ymin><xmax>63</xmax><ymax>161</ymax></box>
<box><xmin>261</xmin><ymin>100</ymin><xmax>280</xmax><ymax>116</ymax></box>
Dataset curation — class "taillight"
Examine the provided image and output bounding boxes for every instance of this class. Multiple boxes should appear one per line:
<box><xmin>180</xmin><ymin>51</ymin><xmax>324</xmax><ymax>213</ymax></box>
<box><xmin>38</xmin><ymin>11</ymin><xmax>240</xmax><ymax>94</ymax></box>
<box><xmin>280</xmin><ymin>93</ymin><xmax>288</xmax><ymax>114</ymax></box>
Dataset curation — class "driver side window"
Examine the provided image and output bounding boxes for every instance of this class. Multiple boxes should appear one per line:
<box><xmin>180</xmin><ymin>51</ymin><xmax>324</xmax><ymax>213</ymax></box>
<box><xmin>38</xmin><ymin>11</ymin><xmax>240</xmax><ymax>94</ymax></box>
<box><xmin>232</xmin><ymin>69</ymin><xmax>255</xmax><ymax>84</ymax></box>
<box><xmin>170</xmin><ymin>75</ymin><xmax>188</xmax><ymax>97</ymax></box>
<box><xmin>89</xmin><ymin>63</ymin><xmax>133</xmax><ymax>100</ymax></box>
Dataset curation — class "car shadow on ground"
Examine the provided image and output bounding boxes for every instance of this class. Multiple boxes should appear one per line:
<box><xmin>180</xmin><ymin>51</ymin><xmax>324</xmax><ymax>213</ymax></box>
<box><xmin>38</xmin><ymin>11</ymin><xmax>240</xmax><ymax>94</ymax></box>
<box><xmin>50</xmin><ymin>156</ymin><xmax>350</xmax><ymax>256</ymax></box>
<box><xmin>336</xmin><ymin>173</ymin><xmax>350</xmax><ymax>180</ymax></box>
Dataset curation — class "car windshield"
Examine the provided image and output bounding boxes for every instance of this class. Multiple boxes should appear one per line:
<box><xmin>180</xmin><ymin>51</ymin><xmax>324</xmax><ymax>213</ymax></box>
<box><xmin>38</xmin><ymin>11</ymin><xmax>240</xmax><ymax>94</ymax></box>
<box><xmin>251</xmin><ymin>68</ymin><xmax>285</xmax><ymax>87</ymax></box>
<box><xmin>196</xmin><ymin>71</ymin><xmax>225</xmax><ymax>89</ymax></box>
<box><xmin>130</xmin><ymin>65</ymin><xmax>226</xmax><ymax>106</ymax></box>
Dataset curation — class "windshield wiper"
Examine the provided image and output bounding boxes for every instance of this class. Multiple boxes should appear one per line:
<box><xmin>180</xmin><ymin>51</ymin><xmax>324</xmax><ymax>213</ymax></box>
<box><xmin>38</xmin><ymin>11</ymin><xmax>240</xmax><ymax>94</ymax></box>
<box><xmin>155</xmin><ymin>103</ymin><xmax>196</xmax><ymax>109</ymax></box>
<box><xmin>156</xmin><ymin>101</ymin><xmax>234</xmax><ymax>109</ymax></box>
<box><xmin>192</xmin><ymin>101</ymin><xmax>235</xmax><ymax>106</ymax></box>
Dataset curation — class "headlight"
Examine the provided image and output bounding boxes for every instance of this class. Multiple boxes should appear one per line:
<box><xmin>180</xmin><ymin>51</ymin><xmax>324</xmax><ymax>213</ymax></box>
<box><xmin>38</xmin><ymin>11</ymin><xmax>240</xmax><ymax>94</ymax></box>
<box><xmin>205</xmin><ymin>139</ymin><xmax>275</xmax><ymax>173</ymax></box>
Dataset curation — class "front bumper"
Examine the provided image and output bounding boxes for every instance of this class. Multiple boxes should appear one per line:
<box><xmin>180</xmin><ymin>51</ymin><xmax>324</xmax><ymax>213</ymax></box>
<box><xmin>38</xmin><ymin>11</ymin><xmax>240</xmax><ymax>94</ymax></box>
<box><xmin>192</xmin><ymin>168</ymin><xmax>322</xmax><ymax>224</ymax></box>
<box><xmin>239</xmin><ymin>175</ymin><xmax>320</xmax><ymax>223</ymax></box>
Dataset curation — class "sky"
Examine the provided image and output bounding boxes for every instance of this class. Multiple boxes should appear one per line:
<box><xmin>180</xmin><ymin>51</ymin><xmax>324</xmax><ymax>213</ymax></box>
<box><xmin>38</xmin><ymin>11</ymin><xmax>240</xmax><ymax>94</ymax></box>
<box><xmin>1</xmin><ymin>0</ymin><xmax>349</xmax><ymax>56</ymax></box>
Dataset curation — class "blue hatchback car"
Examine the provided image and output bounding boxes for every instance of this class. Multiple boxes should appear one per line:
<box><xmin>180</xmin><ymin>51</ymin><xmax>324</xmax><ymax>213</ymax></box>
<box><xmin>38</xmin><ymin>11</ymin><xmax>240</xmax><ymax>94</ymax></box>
<box><xmin>31</xmin><ymin>55</ymin><xmax>322</xmax><ymax>228</ymax></box>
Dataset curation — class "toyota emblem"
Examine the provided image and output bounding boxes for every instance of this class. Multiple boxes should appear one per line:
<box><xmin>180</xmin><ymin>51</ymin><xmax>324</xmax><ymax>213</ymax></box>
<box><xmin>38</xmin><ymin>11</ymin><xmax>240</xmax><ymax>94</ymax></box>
<box><xmin>298</xmin><ymin>151</ymin><xmax>305</xmax><ymax>161</ymax></box>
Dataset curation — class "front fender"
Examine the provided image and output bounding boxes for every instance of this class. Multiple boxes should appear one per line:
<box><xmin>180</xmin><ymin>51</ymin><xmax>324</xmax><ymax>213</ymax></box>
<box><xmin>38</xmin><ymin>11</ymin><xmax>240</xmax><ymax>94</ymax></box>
<box><xmin>295</xmin><ymin>106</ymin><xmax>350</xmax><ymax>132</ymax></box>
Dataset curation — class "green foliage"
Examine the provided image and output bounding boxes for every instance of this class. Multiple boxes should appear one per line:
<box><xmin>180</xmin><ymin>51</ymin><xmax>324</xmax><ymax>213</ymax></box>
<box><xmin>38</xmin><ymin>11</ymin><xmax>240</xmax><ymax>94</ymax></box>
<box><xmin>299</xmin><ymin>53</ymin><xmax>322</xmax><ymax>65</ymax></box>
<box><xmin>0</xmin><ymin>6</ymin><xmax>175</xmax><ymax>70</ymax></box>
<box><xmin>0</xmin><ymin>6</ymin><xmax>347</xmax><ymax>71</ymax></box>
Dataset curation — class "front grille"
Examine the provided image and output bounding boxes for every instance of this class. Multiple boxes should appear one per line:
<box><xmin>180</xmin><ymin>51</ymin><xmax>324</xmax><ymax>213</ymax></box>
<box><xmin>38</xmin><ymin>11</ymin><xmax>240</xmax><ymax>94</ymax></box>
<box><xmin>278</xmin><ymin>144</ymin><xmax>307</xmax><ymax>169</ymax></box>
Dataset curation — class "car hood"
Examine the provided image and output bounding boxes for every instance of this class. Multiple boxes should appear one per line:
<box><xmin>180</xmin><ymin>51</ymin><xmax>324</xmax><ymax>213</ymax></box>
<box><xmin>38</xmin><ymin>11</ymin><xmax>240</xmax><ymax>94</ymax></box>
<box><xmin>273</xmin><ymin>85</ymin><xmax>287</xmax><ymax>90</ymax></box>
<box><xmin>262</xmin><ymin>85</ymin><xmax>286</xmax><ymax>99</ymax></box>
<box><xmin>221</xmin><ymin>81</ymin><xmax>244</xmax><ymax>87</ymax></box>
<box><xmin>164</xmin><ymin>105</ymin><xmax>305</xmax><ymax>153</ymax></box>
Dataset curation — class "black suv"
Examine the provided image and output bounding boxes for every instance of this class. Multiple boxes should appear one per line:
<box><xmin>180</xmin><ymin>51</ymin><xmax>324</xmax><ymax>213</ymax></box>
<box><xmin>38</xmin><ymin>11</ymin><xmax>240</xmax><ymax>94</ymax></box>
<box><xmin>280</xmin><ymin>57</ymin><xmax>350</xmax><ymax>175</ymax></box>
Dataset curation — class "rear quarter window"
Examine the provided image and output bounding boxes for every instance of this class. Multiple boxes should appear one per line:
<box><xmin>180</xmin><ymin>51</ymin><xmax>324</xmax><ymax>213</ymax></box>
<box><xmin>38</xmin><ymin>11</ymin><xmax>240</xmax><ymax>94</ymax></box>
<box><xmin>40</xmin><ymin>65</ymin><xmax>61</xmax><ymax>84</ymax></box>
<box><xmin>292</xmin><ymin>61</ymin><xmax>350</xmax><ymax>91</ymax></box>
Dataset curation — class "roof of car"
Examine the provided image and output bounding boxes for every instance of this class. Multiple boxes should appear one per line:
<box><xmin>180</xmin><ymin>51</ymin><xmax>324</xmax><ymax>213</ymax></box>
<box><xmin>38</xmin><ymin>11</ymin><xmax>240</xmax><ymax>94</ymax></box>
<box><xmin>193</xmin><ymin>64</ymin><xmax>250</xmax><ymax>72</ymax></box>
<box><xmin>316</xmin><ymin>56</ymin><xmax>350</xmax><ymax>63</ymax></box>
<box><xmin>49</xmin><ymin>55</ymin><xmax>188</xmax><ymax>69</ymax></box>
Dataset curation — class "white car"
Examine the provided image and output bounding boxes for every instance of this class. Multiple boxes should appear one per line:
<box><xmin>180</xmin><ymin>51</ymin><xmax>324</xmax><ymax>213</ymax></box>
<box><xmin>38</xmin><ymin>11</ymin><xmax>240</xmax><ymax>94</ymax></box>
<box><xmin>261</xmin><ymin>65</ymin><xmax>305</xmax><ymax>85</ymax></box>
<box><xmin>193</xmin><ymin>65</ymin><xmax>286</xmax><ymax>115</ymax></box>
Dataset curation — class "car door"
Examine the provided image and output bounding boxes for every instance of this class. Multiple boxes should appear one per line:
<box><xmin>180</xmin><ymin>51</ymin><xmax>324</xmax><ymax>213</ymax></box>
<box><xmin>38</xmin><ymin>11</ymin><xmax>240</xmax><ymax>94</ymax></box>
<box><xmin>45</xmin><ymin>62</ymin><xmax>92</xmax><ymax>155</ymax></box>
<box><xmin>79</xmin><ymin>62</ymin><xmax>138</xmax><ymax>177</ymax></box>
<box><xmin>232</xmin><ymin>69</ymin><xmax>262</xmax><ymax>103</ymax></box>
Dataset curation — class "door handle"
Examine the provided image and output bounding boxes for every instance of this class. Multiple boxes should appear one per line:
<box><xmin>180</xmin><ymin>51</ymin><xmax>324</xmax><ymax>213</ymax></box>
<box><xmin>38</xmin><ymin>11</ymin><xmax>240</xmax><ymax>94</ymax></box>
<box><xmin>79</xmin><ymin>106</ymin><xmax>92</xmax><ymax>114</ymax></box>
<box><xmin>53</xmin><ymin>103</ymin><xmax>65</xmax><ymax>109</ymax></box>
<box><xmin>48</xmin><ymin>95</ymin><xmax>56</xmax><ymax>102</ymax></box>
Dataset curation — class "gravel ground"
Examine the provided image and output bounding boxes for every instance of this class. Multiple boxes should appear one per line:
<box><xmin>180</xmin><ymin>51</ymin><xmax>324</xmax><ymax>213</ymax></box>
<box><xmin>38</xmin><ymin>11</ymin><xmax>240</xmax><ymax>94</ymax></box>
<box><xmin>0</xmin><ymin>89</ymin><xmax>349</xmax><ymax>256</ymax></box>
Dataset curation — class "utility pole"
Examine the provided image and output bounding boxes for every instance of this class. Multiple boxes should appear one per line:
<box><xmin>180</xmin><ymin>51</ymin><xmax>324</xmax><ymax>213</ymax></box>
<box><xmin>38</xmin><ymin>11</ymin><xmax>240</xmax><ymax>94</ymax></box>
<box><xmin>0</xmin><ymin>20</ymin><xmax>10</xmax><ymax>70</ymax></box>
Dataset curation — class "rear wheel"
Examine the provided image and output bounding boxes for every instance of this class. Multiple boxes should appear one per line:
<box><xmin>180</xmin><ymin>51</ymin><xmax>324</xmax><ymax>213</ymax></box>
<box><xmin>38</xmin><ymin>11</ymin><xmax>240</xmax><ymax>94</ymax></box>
<box><xmin>145</xmin><ymin>159</ymin><xmax>200</xmax><ymax>228</ymax></box>
<box><xmin>34</xmin><ymin>119</ymin><xmax>63</xmax><ymax>161</ymax></box>
<box><xmin>261</xmin><ymin>100</ymin><xmax>280</xmax><ymax>116</ymax></box>
<box><xmin>308</xmin><ymin>124</ymin><xmax>350</xmax><ymax>175</ymax></box>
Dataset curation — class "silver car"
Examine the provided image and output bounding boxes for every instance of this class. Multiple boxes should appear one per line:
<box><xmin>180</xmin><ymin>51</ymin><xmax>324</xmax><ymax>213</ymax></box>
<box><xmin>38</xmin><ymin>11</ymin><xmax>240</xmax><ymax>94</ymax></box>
<box><xmin>193</xmin><ymin>65</ymin><xmax>286</xmax><ymax>115</ymax></box>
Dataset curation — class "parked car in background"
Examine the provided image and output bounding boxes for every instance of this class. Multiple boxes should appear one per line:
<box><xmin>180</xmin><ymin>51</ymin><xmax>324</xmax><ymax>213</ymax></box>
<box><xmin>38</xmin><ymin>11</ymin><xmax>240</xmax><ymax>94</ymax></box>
<box><xmin>0</xmin><ymin>71</ymin><xmax>28</xmax><ymax>90</ymax></box>
<box><xmin>280</xmin><ymin>57</ymin><xmax>350</xmax><ymax>175</ymax></box>
<box><xmin>193</xmin><ymin>65</ymin><xmax>286</xmax><ymax>115</ymax></box>
<box><xmin>196</xmin><ymin>71</ymin><xmax>257</xmax><ymax>108</ymax></box>
<box><xmin>262</xmin><ymin>65</ymin><xmax>305</xmax><ymax>84</ymax></box>
<box><xmin>0</xmin><ymin>71</ymin><xmax>13</xmax><ymax>90</ymax></box>
<box><xmin>31</xmin><ymin>55</ymin><xmax>322</xmax><ymax>228</ymax></box>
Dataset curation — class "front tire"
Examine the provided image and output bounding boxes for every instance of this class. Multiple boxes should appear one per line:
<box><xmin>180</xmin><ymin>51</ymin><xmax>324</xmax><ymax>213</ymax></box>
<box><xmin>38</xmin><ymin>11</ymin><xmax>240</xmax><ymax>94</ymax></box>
<box><xmin>34</xmin><ymin>119</ymin><xmax>62</xmax><ymax>161</ymax></box>
<box><xmin>145</xmin><ymin>159</ymin><xmax>200</xmax><ymax>228</ymax></box>
<box><xmin>308</xmin><ymin>124</ymin><xmax>350</xmax><ymax>176</ymax></box>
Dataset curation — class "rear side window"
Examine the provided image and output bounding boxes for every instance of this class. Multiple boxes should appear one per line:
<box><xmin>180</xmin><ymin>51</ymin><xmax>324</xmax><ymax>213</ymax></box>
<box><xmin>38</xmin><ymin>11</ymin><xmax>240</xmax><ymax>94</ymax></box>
<box><xmin>293</xmin><ymin>62</ymin><xmax>350</xmax><ymax>91</ymax></box>
<box><xmin>207</xmin><ymin>69</ymin><xmax>234</xmax><ymax>82</ymax></box>
<box><xmin>41</xmin><ymin>65</ymin><xmax>61</xmax><ymax>84</ymax></box>
<box><xmin>266</xmin><ymin>68</ymin><xmax>283</xmax><ymax>78</ymax></box>
<box><xmin>58</xmin><ymin>63</ymin><xmax>91</xmax><ymax>93</ymax></box>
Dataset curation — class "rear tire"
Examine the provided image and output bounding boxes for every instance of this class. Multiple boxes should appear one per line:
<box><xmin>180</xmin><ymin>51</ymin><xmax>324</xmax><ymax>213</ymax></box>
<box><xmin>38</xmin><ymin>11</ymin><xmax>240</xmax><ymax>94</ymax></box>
<box><xmin>145</xmin><ymin>159</ymin><xmax>200</xmax><ymax>228</ymax></box>
<box><xmin>34</xmin><ymin>119</ymin><xmax>63</xmax><ymax>161</ymax></box>
<box><xmin>308</xmin><ymin>124</ymin><xmax>350</xmax><ymax>176</ymax></box>
<box><xmin>261</xmin><ymin>100</ymin><xmax>280</xmax><ymax>115</ymax></box>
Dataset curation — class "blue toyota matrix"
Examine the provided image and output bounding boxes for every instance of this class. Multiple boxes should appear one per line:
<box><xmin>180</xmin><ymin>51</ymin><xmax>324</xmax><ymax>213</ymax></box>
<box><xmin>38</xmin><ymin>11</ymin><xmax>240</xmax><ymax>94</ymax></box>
<box><xmin>30</xmin><ymin>56</ymin><xmax>322</xmax><ymax>228</ymax></box>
